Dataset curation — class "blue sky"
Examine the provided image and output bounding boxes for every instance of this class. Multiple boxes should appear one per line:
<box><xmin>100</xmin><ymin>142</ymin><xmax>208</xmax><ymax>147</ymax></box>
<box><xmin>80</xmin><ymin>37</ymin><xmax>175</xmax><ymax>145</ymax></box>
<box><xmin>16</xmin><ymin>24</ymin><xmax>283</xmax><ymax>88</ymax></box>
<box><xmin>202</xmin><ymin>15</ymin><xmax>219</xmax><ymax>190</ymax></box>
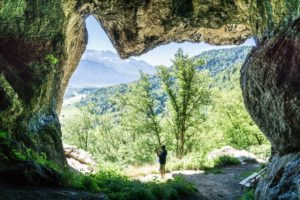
<box><xmin>85</xmin><ymin>16</ymin><xmax>255</xmax><ymax>66</ymax></box>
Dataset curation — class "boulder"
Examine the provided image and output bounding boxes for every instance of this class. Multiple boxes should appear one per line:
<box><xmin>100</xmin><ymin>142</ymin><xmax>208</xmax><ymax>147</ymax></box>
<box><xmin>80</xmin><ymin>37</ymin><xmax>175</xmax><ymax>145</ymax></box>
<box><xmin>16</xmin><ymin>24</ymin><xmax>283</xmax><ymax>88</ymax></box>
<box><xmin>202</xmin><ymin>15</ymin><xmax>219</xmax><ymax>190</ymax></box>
<box><xmin>207</xmin><ymin>146</ymin><xmax>263</xmax><ymax>164</ymax></box>
<box><xmin>241</xmin><ymin>17</ymin><xmax>300</xmax><ymax>198</ymax></box>
<box><xmin>64</xmin><ymin>144</ymin><xmax>97</xmax><ymax>173</ymax></box>
<box><xmin>0</xmin><ymin>161</ymin><xmax>60</xmax><ymax>186</ymax></box>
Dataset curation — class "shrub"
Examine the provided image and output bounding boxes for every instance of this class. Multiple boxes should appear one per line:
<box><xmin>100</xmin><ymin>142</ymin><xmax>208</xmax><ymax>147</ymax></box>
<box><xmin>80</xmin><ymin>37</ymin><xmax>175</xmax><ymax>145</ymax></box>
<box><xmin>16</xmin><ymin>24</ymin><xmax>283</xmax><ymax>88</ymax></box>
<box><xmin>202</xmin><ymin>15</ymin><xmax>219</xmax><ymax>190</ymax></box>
<box><xmin>213</xmin><ymin>155</ymin><xmax>241</xmax><ymax>168</ymax></box>
<box><xmin>166</xmin><ymin>154</ymin><xmax>214</xmax><ymax>171</ymax></box>
<box><xmin>11</xmin><ymin>149</ymin><xmax>27</xmax><ymax>161</ymax></box>
<box><xmin>240</xmin><ymin>188</ymin><xmax>255</xmax><ymax>200</ymax></box>
<box><xmin>45</xmin><ymin>54</ymin><xmax>58</xmax><ymax>65</ymax></box>
<box><xmin>204</xmin><ymin>168</ymin><xmax>223</xmax><ymax>175</ymax></box>
<box><xmin>248</xmin><ymin>144</ymin><xmax>271</xmax><ymax>161</ymax></box>
<box><xmin>0</xmin><ymin>130</ymin><xmax>7</xmax><ymax>139</ymax></box>
<box><xmin>59</xmin><ymin>169</ymin><xmax>198</xmax><ymax>200</ymax></box>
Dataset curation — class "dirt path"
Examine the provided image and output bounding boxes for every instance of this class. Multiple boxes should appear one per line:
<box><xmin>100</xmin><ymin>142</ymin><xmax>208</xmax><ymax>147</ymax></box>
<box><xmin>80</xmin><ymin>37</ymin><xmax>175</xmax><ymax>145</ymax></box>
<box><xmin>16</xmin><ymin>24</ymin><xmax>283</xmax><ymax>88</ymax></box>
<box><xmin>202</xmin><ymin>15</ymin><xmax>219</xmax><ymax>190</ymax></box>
<box><xmin>136</xmin><ymin>163</ymin><xmax>261</xmax><ymax>200</ymax></box>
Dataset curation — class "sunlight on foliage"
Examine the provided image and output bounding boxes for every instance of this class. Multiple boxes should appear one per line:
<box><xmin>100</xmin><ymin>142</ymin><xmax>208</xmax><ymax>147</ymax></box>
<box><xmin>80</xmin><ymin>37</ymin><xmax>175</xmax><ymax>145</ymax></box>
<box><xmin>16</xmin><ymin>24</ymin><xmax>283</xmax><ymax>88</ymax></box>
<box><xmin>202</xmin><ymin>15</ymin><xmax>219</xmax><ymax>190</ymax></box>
<box><xmin>61</xmin><ymin>47</ymin><xmax>269</xmax><ymax>172</ymax></box>
<box><xmin>60</xmin><ymin>169</ymin><xmax>198</xmax><ymax>200</ymax></box>
<box><xmin>45</xmin><ymin>54</ymin><xmax>58</xmax><ymax>65</ymax></box>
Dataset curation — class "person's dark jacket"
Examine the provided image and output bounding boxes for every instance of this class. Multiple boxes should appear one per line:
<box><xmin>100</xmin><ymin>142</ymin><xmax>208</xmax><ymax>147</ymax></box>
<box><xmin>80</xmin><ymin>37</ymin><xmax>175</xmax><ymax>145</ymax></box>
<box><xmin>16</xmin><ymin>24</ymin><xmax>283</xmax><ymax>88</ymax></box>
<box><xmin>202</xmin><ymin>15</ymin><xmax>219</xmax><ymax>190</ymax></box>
<box><xmin>158</xmin><ymin>150</ymin><xmax>167</xmax><ymax>164</ymax></box>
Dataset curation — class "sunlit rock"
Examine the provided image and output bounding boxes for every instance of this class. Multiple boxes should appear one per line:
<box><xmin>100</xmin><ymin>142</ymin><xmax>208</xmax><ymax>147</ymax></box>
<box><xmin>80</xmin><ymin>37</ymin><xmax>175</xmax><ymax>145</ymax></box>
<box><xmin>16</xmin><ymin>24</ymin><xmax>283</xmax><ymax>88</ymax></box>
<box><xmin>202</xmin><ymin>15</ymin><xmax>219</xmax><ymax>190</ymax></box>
<box><xmin>64</xmin><ymin>144</ymin><xmax>97</xmax><ymax>173</ymax></box>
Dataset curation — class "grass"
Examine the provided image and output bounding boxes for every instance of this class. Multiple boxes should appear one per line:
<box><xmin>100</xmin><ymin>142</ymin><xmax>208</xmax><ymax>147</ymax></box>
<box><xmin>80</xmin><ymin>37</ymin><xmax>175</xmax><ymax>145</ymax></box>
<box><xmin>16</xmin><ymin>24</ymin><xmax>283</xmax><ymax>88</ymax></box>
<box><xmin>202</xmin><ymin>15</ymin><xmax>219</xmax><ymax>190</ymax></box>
<box><xmin>125</xmin><ymin>154</ymin><xmax>241</xmax><ymax>177</ymax></box>
<box><xmin>204</xmin><ymin>168</ymin><xmax>223</xmax><ymax>175</ymax></box>
<box><xmin>60</xmin><ymin>169</ymin><xmax>198</xmax><ymax>200</ymax></box>
<box><xmin>166</xmin><ymin>155</ymin><xmax>214</xmax><ymax>171</ymax></box>
<box><xmin>60</xmin><ymin>104</ymin><xmax>81</xmax><ymax>120</ymax></box>
<box><xmin>240</xmin><ymin>188</ymin><xmax>255</xmax><ymax>200</ymax></box>
<box><xmin>213</xmin><ymin>155</ymin><xmax>241</xmax><ymax>168</ymax></box>
<box><xmin>240</xmin><ymin>168</ymin><xmax>260</xmax><ymax>178</ymax></box>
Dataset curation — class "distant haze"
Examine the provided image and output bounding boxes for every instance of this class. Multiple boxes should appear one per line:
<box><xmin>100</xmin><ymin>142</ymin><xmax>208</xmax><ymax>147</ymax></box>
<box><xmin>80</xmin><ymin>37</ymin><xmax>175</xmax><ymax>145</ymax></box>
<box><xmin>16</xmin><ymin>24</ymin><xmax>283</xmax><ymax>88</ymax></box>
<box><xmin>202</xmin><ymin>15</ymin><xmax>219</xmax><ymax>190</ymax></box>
<box><xmin>68</xmin><ymin>50</ymin><xmax>155</xmax><ymax>88</ymax></box>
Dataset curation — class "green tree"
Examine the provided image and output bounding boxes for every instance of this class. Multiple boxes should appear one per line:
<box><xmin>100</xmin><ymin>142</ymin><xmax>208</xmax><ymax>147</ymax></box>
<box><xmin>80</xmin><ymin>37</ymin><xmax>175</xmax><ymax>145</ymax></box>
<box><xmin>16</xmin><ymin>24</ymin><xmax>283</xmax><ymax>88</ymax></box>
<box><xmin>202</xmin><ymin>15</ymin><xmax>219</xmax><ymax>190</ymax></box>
<box><xmin>62</xmin><ymin>105</ymin><xmax>98</xmax><ymax>151</ymax></box>
<box><xmin>214</xmin><ymin>84</ymin><xmax>268</xmax><ymax>148</ymax></box>
<box><xmin>119</xmin><ymin>72</ymin><xmax>163</xmax><ymax>147</ymax></box>
<box><xmin>157</xmin><ymin>49</ymin><xmax>211</xmax><ymax>158</ymax></box>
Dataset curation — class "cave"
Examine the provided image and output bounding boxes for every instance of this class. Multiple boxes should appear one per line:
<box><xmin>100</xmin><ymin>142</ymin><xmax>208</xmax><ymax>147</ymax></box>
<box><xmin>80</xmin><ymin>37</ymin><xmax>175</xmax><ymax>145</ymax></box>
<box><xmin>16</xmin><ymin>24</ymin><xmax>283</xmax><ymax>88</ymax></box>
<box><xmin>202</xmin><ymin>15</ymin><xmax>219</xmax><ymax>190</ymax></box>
<box><xmin>0</xmin><ymin>1</ymin><xmax>299</xmax><ymax>199</ymax></box>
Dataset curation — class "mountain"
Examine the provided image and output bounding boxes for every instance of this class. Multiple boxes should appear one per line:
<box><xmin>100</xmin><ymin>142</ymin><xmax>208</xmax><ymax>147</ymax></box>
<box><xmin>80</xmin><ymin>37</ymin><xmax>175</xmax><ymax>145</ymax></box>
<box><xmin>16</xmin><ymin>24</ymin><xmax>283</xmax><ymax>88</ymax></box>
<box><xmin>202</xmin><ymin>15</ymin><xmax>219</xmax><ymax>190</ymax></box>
<box><xmin>68</xmin><ymin>50</ymin><xmax>156</xmax><ymax>88</ymax></box>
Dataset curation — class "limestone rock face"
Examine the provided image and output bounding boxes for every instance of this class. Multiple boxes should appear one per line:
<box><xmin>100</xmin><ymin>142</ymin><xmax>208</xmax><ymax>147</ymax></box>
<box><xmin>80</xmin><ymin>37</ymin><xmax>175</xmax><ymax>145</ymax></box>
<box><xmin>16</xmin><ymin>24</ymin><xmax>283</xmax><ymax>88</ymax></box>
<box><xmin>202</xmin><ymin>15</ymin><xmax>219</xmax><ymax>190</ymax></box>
<box><xmin>241</xmin><ymin>17</ymin><xmax>300</xmax><ymax>199</ymax></box>
<box><xmin>256</xmin><ymin>153</ymin><xmax>300</xmax><ymax>199</ymax></box>
<box><xmin>0</xmin><ymin>0</ymin><xmax>300</xmax><ymax>196</ymax></box>
<box><xmin>241</xmin><ymin>19</ymin><xmax>300</xmax><ymax>155</ymax></box>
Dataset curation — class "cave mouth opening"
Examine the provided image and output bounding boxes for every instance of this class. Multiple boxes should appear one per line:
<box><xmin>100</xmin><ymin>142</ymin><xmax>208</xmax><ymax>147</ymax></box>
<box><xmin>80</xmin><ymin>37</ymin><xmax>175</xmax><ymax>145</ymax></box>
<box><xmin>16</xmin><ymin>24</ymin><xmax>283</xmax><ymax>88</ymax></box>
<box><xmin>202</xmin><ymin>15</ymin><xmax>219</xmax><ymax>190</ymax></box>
<box><xmin>60</xmin><ymin>15</ymin><xmax>269</xmax><ymax>174</ymax></box>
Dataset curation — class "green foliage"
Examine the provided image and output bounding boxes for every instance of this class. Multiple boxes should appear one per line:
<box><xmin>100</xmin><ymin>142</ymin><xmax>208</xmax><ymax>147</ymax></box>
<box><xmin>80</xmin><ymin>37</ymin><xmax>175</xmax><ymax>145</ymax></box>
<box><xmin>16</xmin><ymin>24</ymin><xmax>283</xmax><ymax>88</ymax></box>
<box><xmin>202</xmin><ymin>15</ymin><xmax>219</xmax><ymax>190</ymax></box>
<box><xmin>61</xmin><ymin>46</ymin><xmax>269</xmax><ymax>169</ymax></box>
<box><xmin>240</xmin><ymin>188</ymin><xmax>255</xmax><ymax>200</ymax></box>
<box><xmin>0</xmin><ymin>130</ymin><xmax>7</xmax><ymax>139</ymax></box>
<box><xmin>166</xmin><ymin>152</ymin><xmax>214</xmax><ymax>171</ymax></box>
<box><xmin>157</xmin><ymin>49</ymin><xmax>211</xmax><ymax>158</ymax></box>
<box><xmin>213</xmin><ymin>155</ymin><xmax>241</xmax><ymax>168</ymax></box>
<box><xmin>28</xmin><ymin>149</ymin><xmax>60</xmax><ymax>171</ymax></box>
<box><xmin>118</xmin><ymin>72</ymin><xmax>163</xmax><ymax>147</ymax></box>
<box><xmin>45</xmin><ymin>54</ymin><xmax>58</xmax><ymax>65</ymax></box>
<box><xmin>4</xmin><ymin>141</ymin><xmax>60</xmax><ymax>171</ymax></box>
<box><xmin>0</xmin><ymin>0</ymin><xmax>65</xmax><ymax>40</ymax></box>
<box><xmin>60</xmin><ymin>169</ymin><xmax>198</xmax><ymax>200</ymax></box>
<box><xmin>11</xmin><ymin>149</ymin><xmax>27</xmax><ymax>161</ymax></box>
<box><xmin>240</xmin><ymin>168</ymin><xmax>261</xmax><ymax>178</ymax></box>
<box><xmin>204</xmin><ymin>168</ymin><xmax>223</xmax><ymax>175</ymax></box>
<box><xmin>248</xmin><ymin>144</ymin><xmax>271</xmax><ymax>161</ymax></box>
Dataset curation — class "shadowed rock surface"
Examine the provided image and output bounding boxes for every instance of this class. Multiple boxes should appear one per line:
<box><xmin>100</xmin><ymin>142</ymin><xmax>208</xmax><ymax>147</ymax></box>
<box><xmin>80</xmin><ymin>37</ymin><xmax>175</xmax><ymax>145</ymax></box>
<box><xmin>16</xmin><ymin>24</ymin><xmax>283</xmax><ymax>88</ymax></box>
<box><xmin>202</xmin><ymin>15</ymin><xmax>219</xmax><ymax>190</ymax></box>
<box><xmin>241</xmin><ymin>18</ymin><xmax>300</xmax><ymax>199</ymax></box>
<box><xmin>0</xmin><ymin>1</ymin><xmax>299</xmax><ymax>199</ymax></box>
<box><xmin>0</xmin><ymin>184</ymin><xmax>108</xmax><ymax>200</ymax></box>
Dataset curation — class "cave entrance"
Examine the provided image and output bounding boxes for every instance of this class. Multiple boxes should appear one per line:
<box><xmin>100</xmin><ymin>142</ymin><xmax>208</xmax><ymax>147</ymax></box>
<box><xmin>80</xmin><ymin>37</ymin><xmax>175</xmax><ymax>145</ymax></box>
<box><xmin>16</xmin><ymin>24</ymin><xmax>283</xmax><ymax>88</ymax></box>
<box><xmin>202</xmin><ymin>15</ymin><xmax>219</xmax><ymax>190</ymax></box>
<box><xmin>60</xmin><ymin>16</ymin><xmax>270</xmax><ymax>174</ymax></box>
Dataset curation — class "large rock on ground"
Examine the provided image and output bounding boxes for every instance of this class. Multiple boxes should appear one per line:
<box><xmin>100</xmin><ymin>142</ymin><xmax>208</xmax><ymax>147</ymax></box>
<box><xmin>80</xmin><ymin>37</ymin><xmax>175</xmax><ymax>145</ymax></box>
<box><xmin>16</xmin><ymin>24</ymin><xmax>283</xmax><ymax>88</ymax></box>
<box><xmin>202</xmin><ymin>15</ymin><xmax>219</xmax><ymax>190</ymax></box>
<box><xmin>64</xmin><ymin>144</ymin><xmax>97</xmax><ymax>173</ymax></box>
<box><xmin>241</xmin><ymin>18</ymin><xmax>300</xmax><ymax>155</ymax></box>
<box><xmin>207</xmin><ymin>146</ymin><xmax>264</xmax><ymax>164</ymax></box>
<box><xmin>0</xmin><ymin>161</ymin><xmax>60</xmax><ymax>186</ymax></box>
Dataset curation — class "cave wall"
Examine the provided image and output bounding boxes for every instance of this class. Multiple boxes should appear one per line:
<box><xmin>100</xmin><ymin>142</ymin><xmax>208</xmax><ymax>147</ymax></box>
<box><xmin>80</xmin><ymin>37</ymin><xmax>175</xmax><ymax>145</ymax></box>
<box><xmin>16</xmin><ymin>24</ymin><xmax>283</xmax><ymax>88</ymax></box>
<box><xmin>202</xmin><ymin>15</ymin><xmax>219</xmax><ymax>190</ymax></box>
<box><xmin>241</xmin><ymin>15</ymin><xmax>300</xmax><ymax>200</ymax></box>
<box><xmin>0</xmin><ymin>0</ymin><xmax>300</xmax><ymax>197</ymax></box>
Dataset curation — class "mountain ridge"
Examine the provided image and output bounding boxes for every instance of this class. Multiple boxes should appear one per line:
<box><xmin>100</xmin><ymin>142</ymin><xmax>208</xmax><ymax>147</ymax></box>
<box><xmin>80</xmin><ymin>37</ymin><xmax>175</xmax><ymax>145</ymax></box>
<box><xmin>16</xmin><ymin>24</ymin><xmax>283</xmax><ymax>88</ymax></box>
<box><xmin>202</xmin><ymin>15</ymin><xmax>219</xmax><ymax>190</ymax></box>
<box><xmin>68</xmin><ymin>50</ymin><xmax>156</xmax><ymax>88</ymax></box>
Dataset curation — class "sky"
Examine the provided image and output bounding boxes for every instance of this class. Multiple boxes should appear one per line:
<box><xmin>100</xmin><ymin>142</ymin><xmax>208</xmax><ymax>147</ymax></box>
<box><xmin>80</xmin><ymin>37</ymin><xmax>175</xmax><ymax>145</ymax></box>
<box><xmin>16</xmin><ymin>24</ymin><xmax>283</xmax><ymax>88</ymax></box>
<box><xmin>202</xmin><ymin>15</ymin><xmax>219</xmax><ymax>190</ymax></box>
<box><xmin>85</xmin><ymin>16</ymin><xmax>255</xmax><ymax>66</ymax></box>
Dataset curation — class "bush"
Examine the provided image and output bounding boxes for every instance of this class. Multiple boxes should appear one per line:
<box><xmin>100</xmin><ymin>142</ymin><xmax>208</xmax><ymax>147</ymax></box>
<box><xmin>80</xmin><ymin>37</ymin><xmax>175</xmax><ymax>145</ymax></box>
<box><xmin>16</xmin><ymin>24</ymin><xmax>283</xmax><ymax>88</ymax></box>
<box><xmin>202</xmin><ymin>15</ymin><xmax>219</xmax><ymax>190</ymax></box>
<box><xmin>45</xmin><ymin>54</ymin><xmax>58</xmax><ymax>65</ymax></box>
<box><xmin>240</xmin><ymin>188</ymin><xmax>255</xmax><ymax>200</ymax></box>
<box><xmin>60</xmin><ymin>169</ymin><xmax>198</xmax><ymax>200</ymax></box>
<box><xmin>11</xmin><ymin>149</ymin><xmax>27</xmax><ymax>161</ymax></box>
<box><xmin>166</xmin><ymin>153</ymin><xmax>214</xmax><ymax>171</ymax></box>
<box><xmin>0</xmin><ymin>130</ymin><xmax>7</xmax><ymax>139</ymax></box>
<box><xmin>248</xmin><ymin>144</ymin><xmax>271</xmax><ymax>161</ymax></box>
<box><xmin>213</xmin><ymin>155</ymin><xmax>241</xmax><ymax>168</ymax></box>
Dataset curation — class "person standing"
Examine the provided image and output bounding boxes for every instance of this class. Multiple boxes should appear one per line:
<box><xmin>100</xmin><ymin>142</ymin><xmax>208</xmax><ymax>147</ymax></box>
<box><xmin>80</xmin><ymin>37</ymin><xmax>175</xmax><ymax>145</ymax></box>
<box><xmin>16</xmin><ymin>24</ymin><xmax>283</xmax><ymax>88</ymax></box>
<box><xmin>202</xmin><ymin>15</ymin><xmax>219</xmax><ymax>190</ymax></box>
<box><xmin>156</xmin><ymin>145</ymin><xmax>167</xmax><ymax>179</ymax></box>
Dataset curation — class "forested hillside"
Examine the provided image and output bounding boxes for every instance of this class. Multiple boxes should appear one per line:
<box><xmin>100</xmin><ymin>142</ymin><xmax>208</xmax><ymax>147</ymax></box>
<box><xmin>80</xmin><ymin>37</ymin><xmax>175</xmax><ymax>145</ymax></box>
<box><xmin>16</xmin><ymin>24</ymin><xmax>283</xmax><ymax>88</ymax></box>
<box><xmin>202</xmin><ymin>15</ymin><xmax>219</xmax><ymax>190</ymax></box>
<box><xmin>61</xmin><ymin>46</ymin><xmax>269</xmax><ymax>168</ymax></box>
